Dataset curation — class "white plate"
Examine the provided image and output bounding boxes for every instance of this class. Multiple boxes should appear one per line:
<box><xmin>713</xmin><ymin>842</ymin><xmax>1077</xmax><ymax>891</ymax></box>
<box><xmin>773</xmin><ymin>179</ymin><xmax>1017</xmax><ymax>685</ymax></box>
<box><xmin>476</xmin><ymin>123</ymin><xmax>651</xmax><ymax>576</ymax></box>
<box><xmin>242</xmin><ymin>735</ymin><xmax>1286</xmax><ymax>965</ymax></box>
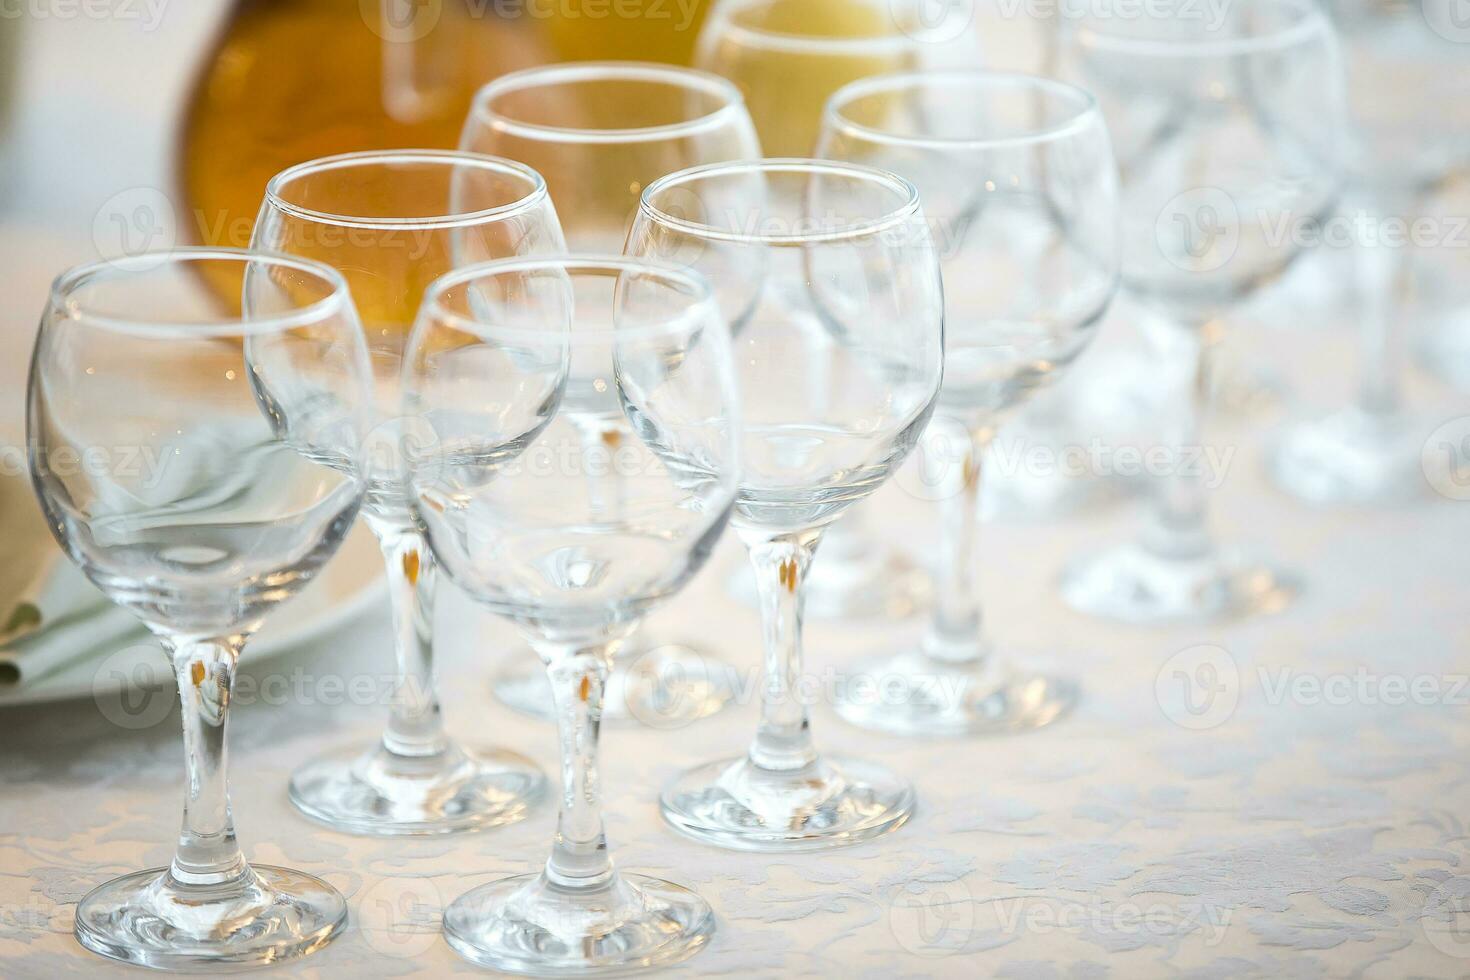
<box><xmin>0</xmin><ymin>525</ymin><xmax>384</xmax><ymax>707</ymax></box>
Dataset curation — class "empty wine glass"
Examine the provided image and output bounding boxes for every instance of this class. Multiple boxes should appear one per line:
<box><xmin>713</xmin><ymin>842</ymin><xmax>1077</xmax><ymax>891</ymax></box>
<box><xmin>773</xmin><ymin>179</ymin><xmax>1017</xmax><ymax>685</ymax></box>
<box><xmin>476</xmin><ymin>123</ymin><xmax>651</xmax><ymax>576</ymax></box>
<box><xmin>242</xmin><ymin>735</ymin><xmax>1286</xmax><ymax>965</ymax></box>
<box><xmin>403</xmin><ymin>256</ymin><xmax>740</xmax><ymax>973</ymax></box>
<box><xmin>698</xmin><ymin>0</ymin><xmax>952</xmax><ymax>620</ymax></box>
<box><xmin>629</xmin><ymin>159</ymin><xmax>945</xmax><ymax>849</ymax></box>
<box><xmin>460</xmin><ymin>61</ymin><xmax>759</xmax><ymax>725</ymax></box>
<box><xmin>817</xmin><ymin>71</ymin><xmax>1121</xmax><ymax>735</ymax></box>
<box><xmin>1269</xmin><ymin>0</ymin><xmax>1470</xmax><ymax>503</ymax></box>
<box><xmin>1054</xmin><ymin>0</ymin><xmax>1346</xmax><ymax>623</ymax></box>
<box><xmin>30</xmin><ymin>249</ymin><xmax>369</xmax><ymax>969</ymax></box>
<box><xmin>253</xmin><ymin>149</ymin><xmax>562</xmax><ymax>834</ymax></box>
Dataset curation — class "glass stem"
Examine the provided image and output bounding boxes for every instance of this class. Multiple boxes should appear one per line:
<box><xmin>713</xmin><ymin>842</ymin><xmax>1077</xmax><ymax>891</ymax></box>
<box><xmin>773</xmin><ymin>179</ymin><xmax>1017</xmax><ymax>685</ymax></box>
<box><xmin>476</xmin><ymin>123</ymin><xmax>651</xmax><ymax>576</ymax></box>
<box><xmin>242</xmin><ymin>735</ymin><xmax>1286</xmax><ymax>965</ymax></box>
<box><xmin>1142</xmin><ymin>323</ymin><xmax>1217</xmax><ymax>561</ymax></box>
<box><xmin>740</xmin><ymin>527</ymin><xmax>822</xmax><ymax>773</ymax></box>
<box><xmin>1354</xmin><ymin>211</ymin><xmax>1407</xmax><ymax>419</ymax></box>
<box><xmin>371</xmin><ymin>521</ymin><xmax>446</xmax><ymax>758</ymax></box>
<box><xmin>539</xmin><ymin>642</ymin><xmax>616</xmax><ymax>890</ymax></box>
<box><xmin>922</xmin><ymin>417</ymin><xmax>993</xmax><ymax>666</ymax></box>
<box><xmin>165</xmin><ymin>635</ymin><xmax>249</xmax><ymax>888</ymax></box>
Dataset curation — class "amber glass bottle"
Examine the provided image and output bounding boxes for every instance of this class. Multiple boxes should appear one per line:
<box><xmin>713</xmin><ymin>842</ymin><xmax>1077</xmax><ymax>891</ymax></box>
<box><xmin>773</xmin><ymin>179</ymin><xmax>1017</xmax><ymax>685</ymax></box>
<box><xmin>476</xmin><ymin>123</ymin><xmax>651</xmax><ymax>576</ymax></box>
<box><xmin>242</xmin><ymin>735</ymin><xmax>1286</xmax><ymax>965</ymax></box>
<box><xmin>179</xmin><ymin>0</ymin><xmax>712</xmax><ymax>249</ymax></box>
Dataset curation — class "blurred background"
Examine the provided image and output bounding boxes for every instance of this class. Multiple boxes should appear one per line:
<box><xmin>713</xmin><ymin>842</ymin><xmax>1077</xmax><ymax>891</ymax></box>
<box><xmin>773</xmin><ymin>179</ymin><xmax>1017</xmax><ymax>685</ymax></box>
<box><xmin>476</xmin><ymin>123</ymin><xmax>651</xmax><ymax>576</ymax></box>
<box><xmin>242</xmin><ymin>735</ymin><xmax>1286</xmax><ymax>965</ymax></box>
<box><xmin>0</xmin><ymin>0</ymin><xmax>1041</xmax><ymax>499</ymax></box>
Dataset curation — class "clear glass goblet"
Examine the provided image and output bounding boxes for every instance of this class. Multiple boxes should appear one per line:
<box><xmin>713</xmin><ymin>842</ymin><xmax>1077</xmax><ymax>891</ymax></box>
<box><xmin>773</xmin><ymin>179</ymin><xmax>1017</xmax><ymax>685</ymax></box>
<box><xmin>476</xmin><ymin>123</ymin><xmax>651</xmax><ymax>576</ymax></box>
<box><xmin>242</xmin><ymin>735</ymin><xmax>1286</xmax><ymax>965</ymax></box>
<box><xmin>403</xmin><ymin>256</ymin><xmax>740</xmax><ymax>974</ymax></box>
<box><xmin>697</xmin><ymin>0</ymin><xmax>959</xmax><ymax>621</ymax></box>
<box><xmin>460</xmin><ymin>61</ymin><xmax>760</xmax><ymax>725</ymax></box>
<box><xmin>1269</xmin><ymin>0</ymin><xmax>1470</xmax><ymax>503</ymax></box>
<box><xmin>629</xmin><ymin>159</ymin><xmax>945</xmax><ymax>850</ymax></box>
<box><xmin>1054</xmin><ymin>0</ymin><xmax>1347</xmax><ymax>623</ymax></box>
<box><xmin>252</xmin><ymin>149</ymin><xmax>562</xmax><ymax>834</ymax></box>
<box><xmin>817</xmin><ymin>70</ymin><xmax>1121</xmax><ymax>736</ymax></box>
<box><xmin>29</xmin><ymin>249</ymin><xmax>370</xmax><ymax>969</ymax></box>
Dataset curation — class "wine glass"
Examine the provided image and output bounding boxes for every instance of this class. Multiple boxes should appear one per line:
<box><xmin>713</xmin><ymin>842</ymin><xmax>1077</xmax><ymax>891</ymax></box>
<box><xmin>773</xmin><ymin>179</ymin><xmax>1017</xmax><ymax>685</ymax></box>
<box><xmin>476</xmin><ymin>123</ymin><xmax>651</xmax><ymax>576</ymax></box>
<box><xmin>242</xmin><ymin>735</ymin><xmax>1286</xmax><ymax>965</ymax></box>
<box><xmin>628</xmin><ymin>159</ymin><xmax>945</xmax><ymax>849</ymax></box>
<box><xmin>817</xmin><ymin>71</ymin><xmax>1121</xmax><ymax>735</ymax></box>
<box><xmin>30</xmin><ymin>249</ymin><xmax>369</xmax><ymax>969</ymax></box>
<box><xmin>696</xmin><ymin>0</ymin><xmax>956</xmax><ymax>620</ymax></box>
<box><xmin>253</xmin><ymin>149</ymin><xmax>562</xmax><ymax>834</ymax></box>
<box><xmin>1269</xmin><ymin>0</ymin><xmax>1470</xmax><ymax>503</ymax></box>
<box><xmin>403</xmin><ymin>256</ymin><xmax>740</xmax><ymax>973</ymax></box>
<box><xmin>1054</xmin><ymin>0</ymin><xmax>1346</xmax><ymax>623</ymax></box>
<box><xmin>459</xmin><ymin>61</ymin><xmax>759</xmax><ymax>726</ymax></box>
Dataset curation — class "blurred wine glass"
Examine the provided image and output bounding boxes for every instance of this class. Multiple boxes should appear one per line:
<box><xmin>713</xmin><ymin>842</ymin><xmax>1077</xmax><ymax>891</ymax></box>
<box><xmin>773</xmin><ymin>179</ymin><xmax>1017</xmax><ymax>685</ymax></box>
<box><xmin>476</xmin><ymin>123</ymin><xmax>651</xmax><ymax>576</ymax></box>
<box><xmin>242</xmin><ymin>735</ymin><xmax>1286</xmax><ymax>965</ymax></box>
<box><xmin>405</xmin><ymin>256</ymin><xmax>739</xmax><ymax>973</ymax></box>
<box><xmin>1269</xmin><ymin>0</ymin><xmax>1470</xmax><ymax>503</ymax></box>
<box><xmin>460</xmin><ymin>61</ymin><xmax>760</xmax><ymax>725</ymax></box>
<box><xmin>253</xmin><ymin>149</ymin><xmax>563</xmax><ymax>835</ymax></box>
<box><xmin>32</xmin><ymin>249</ymin><xmax>369</xmax><ymax>969</ymax></box>
<box><xmin>1054</xmin><ymin>0</ymin><xmax>1346</xmax><ymax>623</ymax></box>
<box><xmin>818</xmin><ymin>70</ymin><xmax>1120</xmax><ymax>735</ymax></box>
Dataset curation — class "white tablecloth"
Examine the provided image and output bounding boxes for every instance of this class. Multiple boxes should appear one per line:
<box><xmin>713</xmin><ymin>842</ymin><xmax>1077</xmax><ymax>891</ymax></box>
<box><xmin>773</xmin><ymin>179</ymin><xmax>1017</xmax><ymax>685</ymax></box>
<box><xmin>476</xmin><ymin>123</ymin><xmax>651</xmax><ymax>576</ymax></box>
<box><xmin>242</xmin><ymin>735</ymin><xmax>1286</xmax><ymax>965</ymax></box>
<box><xmin>2</xmin><ymin>280</ymin><xmax>1469</xmax><ymax>976</ymax></box>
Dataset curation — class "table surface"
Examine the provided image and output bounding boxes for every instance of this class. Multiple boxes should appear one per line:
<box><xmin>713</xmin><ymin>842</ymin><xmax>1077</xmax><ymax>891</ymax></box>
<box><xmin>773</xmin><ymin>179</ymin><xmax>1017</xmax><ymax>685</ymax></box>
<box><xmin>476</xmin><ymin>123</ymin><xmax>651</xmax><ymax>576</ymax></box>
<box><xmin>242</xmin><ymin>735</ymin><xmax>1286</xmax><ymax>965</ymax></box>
<box><xmin>2</xmin><ymin>276</ymin><xmax>1470</xmax><ymax>978</ymax></box>
<box><xmin>4</xmin><ymin>7</ymin><xmax>1470</xmax><ymax>980</ymax></box>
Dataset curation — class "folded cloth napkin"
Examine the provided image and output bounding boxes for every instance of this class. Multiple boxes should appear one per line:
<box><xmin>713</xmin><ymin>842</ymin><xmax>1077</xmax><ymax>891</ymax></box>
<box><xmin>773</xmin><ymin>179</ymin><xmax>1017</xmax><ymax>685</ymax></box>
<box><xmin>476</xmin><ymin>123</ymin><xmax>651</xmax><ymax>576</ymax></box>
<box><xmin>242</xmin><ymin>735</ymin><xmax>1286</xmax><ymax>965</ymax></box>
<box><xmin>0</xmin><ymin>471</ymin><xmax>146</xmax><ymax>690</ymax></box>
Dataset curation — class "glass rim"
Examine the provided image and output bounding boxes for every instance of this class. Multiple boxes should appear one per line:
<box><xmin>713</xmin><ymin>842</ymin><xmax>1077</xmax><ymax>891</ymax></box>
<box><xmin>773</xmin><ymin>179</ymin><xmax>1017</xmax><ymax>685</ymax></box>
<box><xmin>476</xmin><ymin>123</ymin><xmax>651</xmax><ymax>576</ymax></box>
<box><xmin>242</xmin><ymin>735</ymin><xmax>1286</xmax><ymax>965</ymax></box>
<box><xmin>420</xmin><ymin>252</ymin><xmax>719</xmax><ymax>345</ymax></box>
<box><xmin>1070</xmin><ymin>0</ymin><xmax>1329</xmax><ymax>56</ymax></box>
<box><xmin>706</xmin><ymin>0</ymin><xmax>917</xmax><ymax>54</ymax></box>
<box><xmin>824</xmin><ymin>70</ymin><xmax>1104</xmax><ymax>151</ymax></box>
<box><xmin>262</xmin><ymin>149</ymin><xmax>550</xmax><ymax>230</ymax></box>
<box><xmin>468</xmin><ymin>61</ymin><xmax>749</xmax><ymax>144</ymax></box>
<box><xmin>47</xmin><ymin>247</ymin><xmax>354</xmax><ymax>340</ymax></box>
<box><xmin>638</xmin><ymin>158</ymin><xmax>923</xmax><ymax>246</ymax></box>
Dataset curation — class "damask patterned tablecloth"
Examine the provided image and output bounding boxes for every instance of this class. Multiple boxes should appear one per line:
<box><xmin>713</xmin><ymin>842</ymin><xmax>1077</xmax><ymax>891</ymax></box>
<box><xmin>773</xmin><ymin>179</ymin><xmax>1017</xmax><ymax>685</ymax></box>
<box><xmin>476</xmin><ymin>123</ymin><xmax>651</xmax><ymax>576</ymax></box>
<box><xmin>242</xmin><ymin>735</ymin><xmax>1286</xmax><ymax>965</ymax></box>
<box><xmin>1</xmin><ymin>296</ymin><xmax>1468</xmax><ymax>978</ymax></box>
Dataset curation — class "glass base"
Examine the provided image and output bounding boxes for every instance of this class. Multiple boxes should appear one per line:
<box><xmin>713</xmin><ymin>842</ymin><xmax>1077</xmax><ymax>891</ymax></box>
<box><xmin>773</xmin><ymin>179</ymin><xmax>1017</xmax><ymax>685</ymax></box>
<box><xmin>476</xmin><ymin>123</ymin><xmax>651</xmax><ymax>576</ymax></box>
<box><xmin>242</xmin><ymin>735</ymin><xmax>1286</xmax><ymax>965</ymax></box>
<box><xmin>289</xmin><ymin>741</ymin><xmax>545</xmax><ymax>836</ymax></box>
<box><xmin>443</xmin><ymin>871</ymin><xmax>714</xmax><ymax>975</ymax></box>
<box><xmin>659</xmin><ymin>755</ymin><xmax>915</xmax><ymax>852</ymax></box>
<box><xmin>1269</xmin><ymin>407</ymin><xmax>1426</xmax><ymax>504</ymax></box>
<box><xmin>1060</xmin><ymin>541</ymin><xmax>1298</xmax><ymax>624</ymax></box>
<box><xmin>727</xmin><ymin>547</ymin><xmax>929</xmax><ymax>621</ymax></box>
<box><xmin>74</xmin><ymin>865</ymin><xmax>345</xmax><ymax>970</ymax></box>
<box><xmin>495</xmin><ymin>643</ymin><xmax>738</xmax><ymax>729</ymax></box>
<box><xmin>834</xmin><ymin>650</ymin><xmax>1077</xmax><ymax>736</ymax></box>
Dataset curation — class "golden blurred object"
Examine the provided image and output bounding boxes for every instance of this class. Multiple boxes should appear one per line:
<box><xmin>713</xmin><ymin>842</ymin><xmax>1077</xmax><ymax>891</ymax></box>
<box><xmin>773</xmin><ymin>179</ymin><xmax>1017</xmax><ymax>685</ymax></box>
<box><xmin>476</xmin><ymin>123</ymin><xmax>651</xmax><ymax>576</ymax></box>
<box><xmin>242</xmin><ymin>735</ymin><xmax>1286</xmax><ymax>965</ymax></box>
<box><xmin>180</xmin><ymin>0</ymin><xmax>712</xmax><ymax>254</ymax></box>
<box><xmin>697</xmin><ymin>0</ymin><xmax>920</xmax><ymax>156</ymax></box>
<box><xmin>545</xmin><ymin>0</ymin><xmax>713</xmax><ymax>64</ymax></box>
